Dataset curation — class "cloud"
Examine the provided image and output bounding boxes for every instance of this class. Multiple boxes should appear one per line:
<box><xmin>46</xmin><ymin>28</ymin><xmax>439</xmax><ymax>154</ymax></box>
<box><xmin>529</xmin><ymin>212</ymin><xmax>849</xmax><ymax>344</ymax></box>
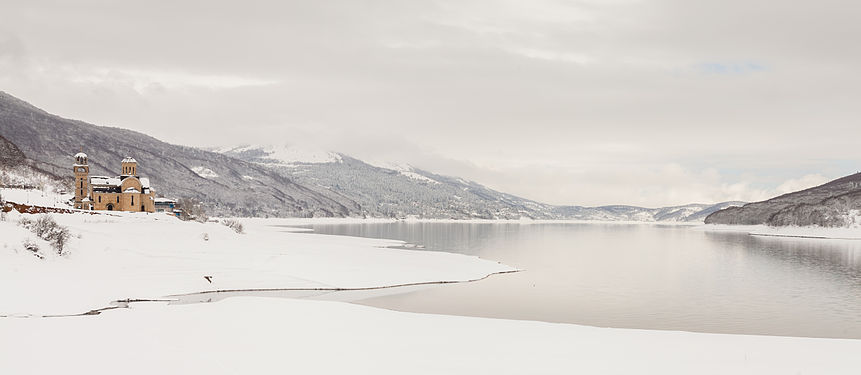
<box><xmin>0</xmin><ymin>32</ymin><xmax>26</xmax><ymax>61</ymax></box>
<box><xmin>67</xmin><ymin>67</ymin><xmax>278</xmax><ymax>93</ymax></box>
<box><xmin>694</xmin><ymin>62</ymin><xmax>767</xmax><ymax>75</ymax></box>
<box><xmin>507</xmin><ymin>47</ymin><xmax>595</xmax><ymax>65</ymax></box>
<box><xmin>775</xmin><ymin>174</ymin><xmax>829</xmax><ymax>195</ymax></box>
<box><xmin>0</xmin><ymin>0</ymin><xmax>859</xmax><ymax>207</ymax></box>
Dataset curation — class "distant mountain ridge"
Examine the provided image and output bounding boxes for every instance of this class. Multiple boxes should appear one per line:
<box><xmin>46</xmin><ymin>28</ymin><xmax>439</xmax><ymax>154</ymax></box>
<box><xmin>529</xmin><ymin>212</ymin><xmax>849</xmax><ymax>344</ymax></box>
<box><xmin>1</xmin><ymin>90</ymin><xmax>741</xmax><ymax>220</ymax></box>
<box><xmin>552</xmin><ymin>202</ymin><xmax>745</xmax><ymax>222</ymax></box>
<box><xmin>705</xmin><ymin>173</ymin><xmax>861</xmax><ymax>227</ymax></box>
<box><xmin>217</xmin><ymin>144</ymin><xmax>744</xmax><ymax>221</ymax></box>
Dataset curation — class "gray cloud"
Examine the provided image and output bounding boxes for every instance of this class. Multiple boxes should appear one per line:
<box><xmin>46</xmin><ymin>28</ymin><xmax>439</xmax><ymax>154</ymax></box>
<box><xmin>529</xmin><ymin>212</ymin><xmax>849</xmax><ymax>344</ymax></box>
<box><xmin>1</xmin><ymin>0</ymin><xmax>858</xmax><ymax>206</ymax></box>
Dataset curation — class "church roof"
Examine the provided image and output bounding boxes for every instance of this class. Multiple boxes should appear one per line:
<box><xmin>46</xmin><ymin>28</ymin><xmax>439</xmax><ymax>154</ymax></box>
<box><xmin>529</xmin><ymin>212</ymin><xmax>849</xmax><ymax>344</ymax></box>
<box><xmin>122</xmin><ymin>157</ymin><xmax>137</xmax><ymax>163</ymax></box>
<box><xmin>75</xmin><ymin>152</ymin><xmax>87</xmax><ymax>159</ymax></box>
<box><xmin>124</xmin><ymin>187</ymin><xmax>140</xmax><ymax>194</ymax></box>
<box><xmin>91</xmin><ymin>176</ymin><xmax>122</xmax><ymax>186</ymax></box>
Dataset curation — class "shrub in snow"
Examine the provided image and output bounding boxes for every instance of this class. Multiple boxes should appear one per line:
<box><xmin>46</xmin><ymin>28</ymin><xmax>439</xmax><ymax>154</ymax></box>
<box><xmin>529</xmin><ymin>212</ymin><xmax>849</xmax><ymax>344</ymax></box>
<box><xmin>202</xmin><ymin>233</ymin><xmax>210</xmax><ymax>241</ymax></box>
<box><xmin>221</xmin><ymin>219</ymin><xmax>244</xmax><ymax>234</ymax></box>
<box><xmin>0</xmin><ymin>190</ymin><xmax>5</xmax><ymax>221</ymax></box>
<box><xmin>22</xmin><ymin>238</ymin><xmax>43</xmax><ymax>259</ymax></box>
<box><xmin>19</xmin><ymin>215</ymin><xmax>71</xmax><ymax>255</ymax></box>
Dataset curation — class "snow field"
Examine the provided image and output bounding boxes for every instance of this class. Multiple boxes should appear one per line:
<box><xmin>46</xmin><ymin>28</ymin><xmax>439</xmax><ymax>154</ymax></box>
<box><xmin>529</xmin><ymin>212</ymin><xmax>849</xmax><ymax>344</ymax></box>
<box><xmin>0</xmin><ymin>211</ymin><xmax>513</xmax><ymax>315</ymax></box>
<box><xmin>1</xmin><ymin>297</ymin><xmax>859</xmax><ymax>374</ymax></box>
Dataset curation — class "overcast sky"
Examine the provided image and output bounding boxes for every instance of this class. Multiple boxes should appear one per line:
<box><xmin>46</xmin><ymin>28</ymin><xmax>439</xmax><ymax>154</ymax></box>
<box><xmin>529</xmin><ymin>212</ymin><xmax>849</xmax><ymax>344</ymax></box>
<box><xmin>1</xmin><ymin>0</ymin><xmax>859</xmax><ymax>207</ymax></box>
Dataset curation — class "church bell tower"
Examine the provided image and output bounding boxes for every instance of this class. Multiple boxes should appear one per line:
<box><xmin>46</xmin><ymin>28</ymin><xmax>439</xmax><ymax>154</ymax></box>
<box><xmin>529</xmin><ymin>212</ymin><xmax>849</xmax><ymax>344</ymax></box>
<box><xmin>121</xmin><ymin>156</ymin><xmax>138</xmax><ymax>176</ymax></box>
<box><xmin>73</xmin><ymin>152</ymin><xmax>90</xmax><ymax>209</ymax></box>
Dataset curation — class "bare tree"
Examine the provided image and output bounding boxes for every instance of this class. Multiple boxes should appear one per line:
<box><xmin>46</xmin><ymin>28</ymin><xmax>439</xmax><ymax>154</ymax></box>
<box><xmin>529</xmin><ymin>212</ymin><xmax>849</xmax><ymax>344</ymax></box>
<box><xmin>177</xmin><ymin>197</ymin><xmax>208</xmax><ymax>222</ymax></box>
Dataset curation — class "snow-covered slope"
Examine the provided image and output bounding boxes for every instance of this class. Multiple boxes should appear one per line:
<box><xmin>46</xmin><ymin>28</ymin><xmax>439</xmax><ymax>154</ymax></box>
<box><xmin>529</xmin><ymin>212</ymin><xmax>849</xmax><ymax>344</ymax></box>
<box><xmin>0</xmin><ymin>134</ymin><xmax>68</xmax><ymax>195</ymax></box>
<box><xmin>212</xmin><ymin>144</ymin><xmax>343</xmax><ymax>166</ymax></box>
<box><xmin>218</xmin><ymin>145</ymin><xmax>557</xmax><ymax>219</ymax></box>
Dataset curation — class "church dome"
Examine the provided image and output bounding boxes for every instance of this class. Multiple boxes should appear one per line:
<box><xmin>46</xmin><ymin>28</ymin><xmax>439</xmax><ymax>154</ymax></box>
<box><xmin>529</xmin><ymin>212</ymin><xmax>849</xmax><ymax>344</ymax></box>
<box><xmin>74</xmin><ymin>152</ymin><xmax>88</xmax><ymax>165</ymax></box>
<box><xmin>122</xmin><ymin>156</ymin><xmax>137</xmax><ymax>163</ymax></box>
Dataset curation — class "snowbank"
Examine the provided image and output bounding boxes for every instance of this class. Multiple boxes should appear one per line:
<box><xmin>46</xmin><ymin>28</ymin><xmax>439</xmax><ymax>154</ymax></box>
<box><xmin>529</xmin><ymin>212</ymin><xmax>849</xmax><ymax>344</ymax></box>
<box><xmin>0</xmin><ymin>211</ymin><xmax>513</xmax><ymax>315</ymax></box>
<box><xmin>242</xmin><ymin>217</ymin><xmax>703</xmax><ymax>225</ymax></box>
<box><xmin>1</xmin><ymin>297</ymin><xmax>859</xmax><ymax>374</ymax></box>
<box><xmin>700</xmin><ymin>224</ymin><xmax>861</xmax><ymax>240</ymax></box>
<box><xmin>1</xmin><ymin>187</ymin><xmax>72</xmax><ymax>208</ymax></box>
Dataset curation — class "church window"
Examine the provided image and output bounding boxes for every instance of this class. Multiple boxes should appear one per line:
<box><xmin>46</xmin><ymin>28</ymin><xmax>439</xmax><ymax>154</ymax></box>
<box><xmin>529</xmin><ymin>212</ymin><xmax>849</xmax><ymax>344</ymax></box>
<box><xmin>98</xmin><ymin>196</ymin><xmax>101</xmax><ymax>203</ymax></box>
<box><xmin>117</xmin><ymin>196</ymin><xmax>120</xmax><ymax>203</ymax></box>
<box><xmin>132</xmin><ymin>196</ymin><xmax>134</xmax><ymax>205</ymax></box>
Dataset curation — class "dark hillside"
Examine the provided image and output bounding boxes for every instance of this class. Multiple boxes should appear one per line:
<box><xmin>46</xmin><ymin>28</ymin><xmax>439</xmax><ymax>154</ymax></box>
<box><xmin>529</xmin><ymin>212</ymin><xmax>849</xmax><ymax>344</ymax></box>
<box><xmin>705</xmin><ymin>173</ymin><xmax>861</xmax><ymax>226</ymax></box>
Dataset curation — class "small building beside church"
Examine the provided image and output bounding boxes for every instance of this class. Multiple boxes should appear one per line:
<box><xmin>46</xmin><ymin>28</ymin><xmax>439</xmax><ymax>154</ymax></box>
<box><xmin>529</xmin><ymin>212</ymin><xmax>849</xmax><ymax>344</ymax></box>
<box><xmin>73</xmin><ymin>152</ymin><xmax>156</xmax><ymax>212</ymax></box>
<box><xmin>154</xmin><ymin>197</ymin><xmax>180</xmax><ymax>217</ymax></box>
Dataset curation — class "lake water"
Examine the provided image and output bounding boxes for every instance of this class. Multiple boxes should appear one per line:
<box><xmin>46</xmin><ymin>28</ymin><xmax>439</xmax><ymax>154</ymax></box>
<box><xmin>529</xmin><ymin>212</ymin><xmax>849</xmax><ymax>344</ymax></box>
<box><xmin>302</xmin><ymin>222</ymin><xmax>861</xmax><ymax>339</ymax></box>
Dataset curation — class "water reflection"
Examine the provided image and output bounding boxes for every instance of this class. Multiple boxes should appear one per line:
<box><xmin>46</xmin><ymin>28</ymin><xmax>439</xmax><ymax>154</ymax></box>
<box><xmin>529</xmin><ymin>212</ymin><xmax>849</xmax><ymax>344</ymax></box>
<box><xmin>303</xmin><ymin>222</ymin><xmax>861</xmax><ymax>339</ymax></box>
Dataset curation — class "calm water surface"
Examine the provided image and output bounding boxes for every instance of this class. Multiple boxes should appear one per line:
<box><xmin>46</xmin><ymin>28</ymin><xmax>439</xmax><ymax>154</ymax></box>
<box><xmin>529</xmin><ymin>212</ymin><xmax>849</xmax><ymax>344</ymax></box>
<box><xmin>303</xmin><ymin>222</ymin><xmax>861</xmax><ymax>339</ymax></box>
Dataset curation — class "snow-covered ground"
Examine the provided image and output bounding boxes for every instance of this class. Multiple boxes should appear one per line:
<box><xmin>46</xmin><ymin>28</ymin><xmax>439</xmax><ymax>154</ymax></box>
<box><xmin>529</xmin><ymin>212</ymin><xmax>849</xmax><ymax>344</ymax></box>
<box><xmin>191</xmin><ymin>166</ymin><xmax>220</xmax><ymax>178</ymax></box>
<box><xmin>2</xmin><ymin>189</ymin><xmax>861</xmax><ymax>373</ymax></box>
<box><xmin>0</xmin><ymin>208</ymin><xmax>512</xmax><ymax>316</ymax></box>
<box><xmin>1</xmin><ymin>187</ymin><xmax>72</xmax><ymax>208</ymax></box>
<box><xmin>2</xmin><ymin>297</ymin><xmax>860</xmax><ymax>374</ymax></box>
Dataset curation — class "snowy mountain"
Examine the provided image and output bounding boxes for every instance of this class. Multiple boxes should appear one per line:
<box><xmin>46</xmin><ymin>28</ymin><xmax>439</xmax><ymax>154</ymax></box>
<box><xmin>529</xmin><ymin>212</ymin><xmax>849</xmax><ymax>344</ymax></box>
<box><xmin>217</xmin><ymin>145</ymin><xmax>557</xmax><ymax>219</ymax></box>
<box><xmin>217</xmin><ymin>144</ymin><xmax>744</xmax><ymax>221</ymax></box>
<box><xmin>552</xmin><ymin>202</ymin><xmax>745</xmax><ymax>222</ymax></box>
<box><xmin>705</xmin><ymin>172</ymin><xmax>861</xmax><ymax>227</ymax></box>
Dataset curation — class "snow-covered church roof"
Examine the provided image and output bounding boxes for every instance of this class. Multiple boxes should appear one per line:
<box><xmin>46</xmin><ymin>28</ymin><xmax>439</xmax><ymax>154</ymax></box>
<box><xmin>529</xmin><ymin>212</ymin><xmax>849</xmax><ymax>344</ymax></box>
<box><xmin>122</xmin><ymin>156</ymin><xmax>137</xmax><ymax>163</ymax></box>
<box><xmin>90</xmin><ymin>176</ymin><xmax>122</xmax><ymax>186</ymax></box>
<box><xmin>75</xmin><ymin>152</ymin><xmax>87</xmax><ymax>159</ymax></box>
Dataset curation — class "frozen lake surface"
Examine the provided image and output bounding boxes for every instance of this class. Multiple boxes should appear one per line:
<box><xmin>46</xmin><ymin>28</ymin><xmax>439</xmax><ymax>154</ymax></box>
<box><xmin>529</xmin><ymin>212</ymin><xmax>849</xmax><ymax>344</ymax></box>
<box><xmin>301</xmin><ymin>222</ymin><xmax>861</xmax><ymax>339</ymax></box>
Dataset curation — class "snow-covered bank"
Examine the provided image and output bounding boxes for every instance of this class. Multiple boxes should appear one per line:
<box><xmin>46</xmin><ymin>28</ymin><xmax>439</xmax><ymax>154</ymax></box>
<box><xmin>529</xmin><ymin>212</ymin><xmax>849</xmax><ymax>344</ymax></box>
<box><xmin>243</xmin><ymin>217</ymin><xmax>703</xmax><ymax>226</ymax></box>
<box><xmin>0</xmin><ymin>187</ymin><xmax>71</xmax><ymax>208</ymax></box>
<box><xmin>700</xmin><ymin>224</ymin><xmax>861</xmax><ymax>240</ymax></box>
<box><xmin>2</xmin><ymin>297</ymin><xmax>860</xmax><ymax>375</ymax></box>
<box><xmin>0</xmin><ymin>211</ymin><xmax>513</xmax><ymax>315</ymax></box>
